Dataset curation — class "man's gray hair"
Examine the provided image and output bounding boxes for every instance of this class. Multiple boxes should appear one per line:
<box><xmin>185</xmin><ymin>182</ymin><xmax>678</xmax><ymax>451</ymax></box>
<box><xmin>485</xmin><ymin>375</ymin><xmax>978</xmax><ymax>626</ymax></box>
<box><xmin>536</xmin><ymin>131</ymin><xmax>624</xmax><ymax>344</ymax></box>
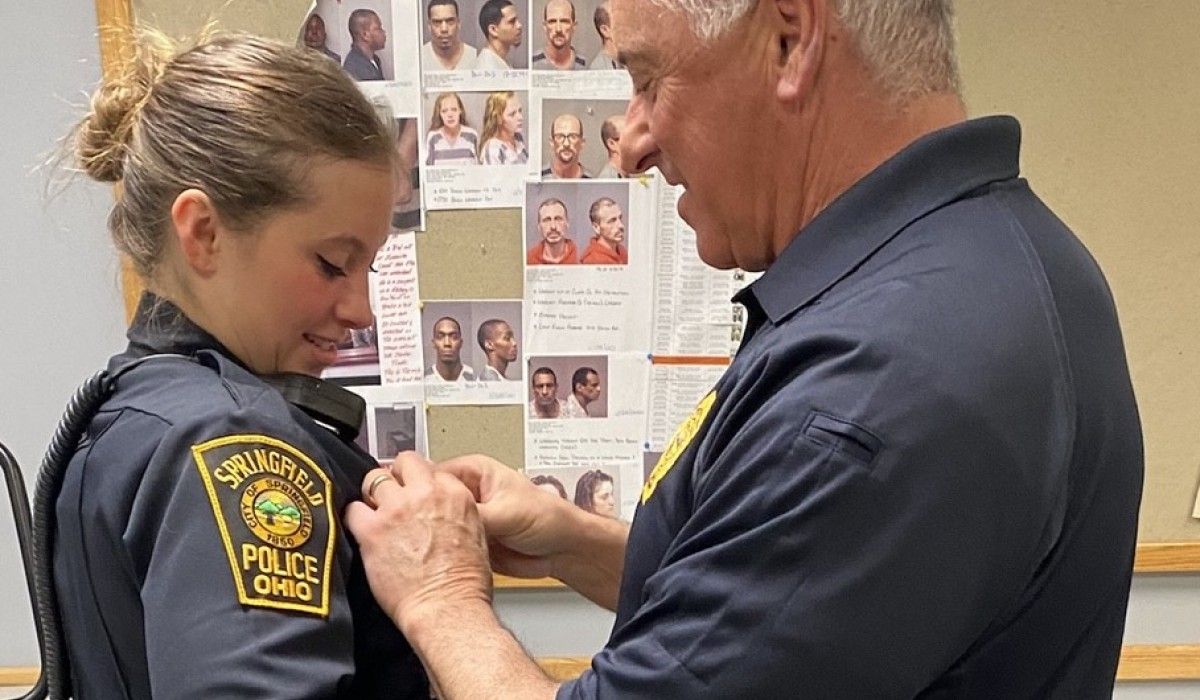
<box><xmin>648</xmin><ymin>0</ymin><xmax>960</xmax><ymax>99</ymax></box>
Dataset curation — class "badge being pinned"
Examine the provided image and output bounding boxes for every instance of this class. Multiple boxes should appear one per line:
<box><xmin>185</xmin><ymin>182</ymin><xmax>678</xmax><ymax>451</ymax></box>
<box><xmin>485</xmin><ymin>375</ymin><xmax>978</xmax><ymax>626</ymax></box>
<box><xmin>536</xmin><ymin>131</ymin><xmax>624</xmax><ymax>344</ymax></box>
<box><xmin>642</xmin><ymin>390</ymin><xmax>718</xmax><ymax>504</ymax></box>
<box><xmin>192</xmin><ymin>434</ymin><xmax>336</xmax><ymax>617</ymax></box>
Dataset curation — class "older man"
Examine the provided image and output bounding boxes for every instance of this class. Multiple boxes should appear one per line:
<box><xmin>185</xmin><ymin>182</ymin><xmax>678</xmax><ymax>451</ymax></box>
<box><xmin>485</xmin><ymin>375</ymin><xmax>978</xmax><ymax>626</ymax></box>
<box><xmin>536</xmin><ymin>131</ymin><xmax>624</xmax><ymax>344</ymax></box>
<box><xmin>348</xmin><ymin>2</ymin><xmax>1143</xmax><ymax>698</ymax></box>
<box><xmin>343</xmin><ymin>9</ymin><xmax>387</xmax><ymax>81</ymax></box>
<box><xmin>595</xmin><ymin>115</ymin><xmax>626</xmax><ymax>178</ymax></box>
<box><xmin>580</xmin><ymin>198</ymin><xmax>627</xmax><ymax>264</ymax></box>
<box><xmin>422</xmin><ymin>0</ymin><xmax>477</xmax><ymax>71</ymax></box>
<box><xmin>533</xmin><ymin>0</ymin><xmax>588</xmax><ymax>70</ymax></box>
<box><xmin>542</xmin><ymin>113</ymin><xmax>591</xmax><ymax>179</ymax></box>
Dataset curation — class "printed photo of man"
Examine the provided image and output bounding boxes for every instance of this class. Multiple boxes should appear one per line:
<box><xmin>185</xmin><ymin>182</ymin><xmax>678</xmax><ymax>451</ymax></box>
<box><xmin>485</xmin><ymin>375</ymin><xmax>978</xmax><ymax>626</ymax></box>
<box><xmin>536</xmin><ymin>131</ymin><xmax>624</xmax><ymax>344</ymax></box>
<box><xmin>542</xmin><ymin>113</ymin><xmax>590</xmax><ymax>179</ymax></box>
<box><xmin>477</xmin><ymin>318</ymin><xmax>518</xmax><ymax>381</ymax></box>
<box><xmin>301</xmin><ymin>13</ymin><xmax>341</xmax><ymax>63</ymax></box>
<box><xmin>527</xmin><ymin>197</ymin><xmax>579</xmax><ymax>264</ymax></box>
<box><xmin>563</xmin><ymin>366</ymin><xmax>601</xmax><ymax>417</ymax></box>
<box><xmin>595</xmin><ymin>115</ymin><xmax>626</xmax><ymax>178</ymax></box>
<box><xmin>426</xmin><ymin>317</ymin><xmax>477</xmax><ymax>382</ymax></box>
<box><xmin>476</xmin><ymin>0</ymin><xmax>523</xmax><ymax>69</ymax></box>
<box><xmin>588</xmin><ymin>0</ymin><xmax>622</xmax><ymax>70</ymax></box>
<box><xmin>422</xmin><ymin>0</ymin><xmax>477</xmax><ymax>70</ymax></box>
<box><xmin>580</xmin><ymin>197</ymin><xmax>627</xmax><ymax>264</ymax></box>
<box><xmin>529</xmin><ymin>366</ymin><xmax>567</xmax><ymax>419</ymax></box>
<box><xmin>343</xmin><ymin>8</ymin><xmax>388</xmax><ymax>81</ymax></box>
<box><xmin>532</xmin><ymin>0</ymin><xmax>586</xmax><ymax>70</ymax></box>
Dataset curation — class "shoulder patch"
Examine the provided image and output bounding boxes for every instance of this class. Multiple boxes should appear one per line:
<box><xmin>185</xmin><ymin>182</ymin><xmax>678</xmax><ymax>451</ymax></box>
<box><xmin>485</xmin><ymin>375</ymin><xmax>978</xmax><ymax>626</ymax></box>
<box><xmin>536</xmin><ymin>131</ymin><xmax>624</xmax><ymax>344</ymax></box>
<box><xmin>191</xmin><ymin>434</ymin><xmax>336</xmax><ymax>617</ymax></box>
<box><xmin>642</xmin><ymin>390</ymin><xmax>718</xmax><ymax>504</ymax></box>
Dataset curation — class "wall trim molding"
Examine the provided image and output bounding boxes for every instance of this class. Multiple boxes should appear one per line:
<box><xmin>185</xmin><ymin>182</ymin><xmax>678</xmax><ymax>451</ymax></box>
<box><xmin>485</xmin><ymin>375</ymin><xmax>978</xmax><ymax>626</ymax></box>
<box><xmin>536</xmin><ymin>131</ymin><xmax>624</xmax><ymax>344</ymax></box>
<box><xmin>1135</xmin><ymin>543</ymin><xmax>1200</xmax><ymax>573</ymax></box>
<box><xmin>5</xmin><ymin>645</ymin><xmax>1200</xmax><ymax>687</ymax></box>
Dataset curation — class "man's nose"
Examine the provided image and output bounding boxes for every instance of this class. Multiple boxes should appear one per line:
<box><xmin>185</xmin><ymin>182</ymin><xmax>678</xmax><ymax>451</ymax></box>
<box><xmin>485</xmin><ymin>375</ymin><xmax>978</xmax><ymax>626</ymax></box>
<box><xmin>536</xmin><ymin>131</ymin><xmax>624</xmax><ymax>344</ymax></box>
<box><xmin>619</xmin><ymin>95</ymin><xmax>659</xmax><ymax>175</ymax></box>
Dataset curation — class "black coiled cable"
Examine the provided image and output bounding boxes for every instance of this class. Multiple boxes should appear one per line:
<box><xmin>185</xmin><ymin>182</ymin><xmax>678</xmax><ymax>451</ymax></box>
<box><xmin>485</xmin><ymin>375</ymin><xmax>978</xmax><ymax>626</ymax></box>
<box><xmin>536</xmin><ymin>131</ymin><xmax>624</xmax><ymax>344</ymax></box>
<box><xmin>28</xmin><ymin>370</ymin><xmax>114</xmax><ymax>700</ymax></box>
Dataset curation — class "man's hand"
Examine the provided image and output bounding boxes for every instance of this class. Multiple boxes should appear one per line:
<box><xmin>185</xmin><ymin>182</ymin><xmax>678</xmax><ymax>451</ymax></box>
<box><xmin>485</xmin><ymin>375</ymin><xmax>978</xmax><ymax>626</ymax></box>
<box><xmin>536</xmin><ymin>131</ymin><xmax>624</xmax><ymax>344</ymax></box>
<box><xmin>437</xmin><ymin>454</ymin><xmax>575</xmax><ymax>580</ymax></box>
<box><xmin>439</xmin><ymin>454</ymin><xmax>629</xmax><ymax>611</ymax></box>
<box><xmin>344</xmin><ymin>452</ymin><xmax>493</xmax><ymax>633</ymax></box>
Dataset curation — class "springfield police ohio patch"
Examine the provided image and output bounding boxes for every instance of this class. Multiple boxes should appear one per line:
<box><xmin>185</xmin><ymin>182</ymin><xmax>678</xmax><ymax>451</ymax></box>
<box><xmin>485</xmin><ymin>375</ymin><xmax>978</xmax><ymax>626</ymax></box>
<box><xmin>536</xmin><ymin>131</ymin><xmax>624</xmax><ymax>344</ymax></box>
<box><xmin>191</xmin><ymin>434</ymin><xmax>336</xmax><ymax>618</ymax></box>
<box><xmin>642</xmin><ymin>390</ymin><xmax>718</xmax><ymax>504</ymax></box>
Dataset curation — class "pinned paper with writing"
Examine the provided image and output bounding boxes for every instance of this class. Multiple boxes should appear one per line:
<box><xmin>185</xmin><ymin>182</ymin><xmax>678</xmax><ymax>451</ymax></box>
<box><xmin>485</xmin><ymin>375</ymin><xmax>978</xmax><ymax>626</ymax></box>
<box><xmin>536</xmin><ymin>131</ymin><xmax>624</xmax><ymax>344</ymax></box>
<box><xmin>371</xmin><ymin>232</ymin><xmax>424</xmax><ymax>387</ymax></box>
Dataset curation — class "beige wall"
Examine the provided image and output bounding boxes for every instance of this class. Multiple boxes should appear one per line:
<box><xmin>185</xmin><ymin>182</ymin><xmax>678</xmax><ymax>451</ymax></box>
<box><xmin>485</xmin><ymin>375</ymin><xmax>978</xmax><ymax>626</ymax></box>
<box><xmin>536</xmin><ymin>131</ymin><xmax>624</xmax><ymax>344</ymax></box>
<box><xmin>133</xmin><ymin>0</ymin><xmax>308</xmax><ymax>41</ymax></box>
<box><xmin>957</xmin><ymin>2</ymin><xmax>1200</xmax><ymax>541</ymax></box>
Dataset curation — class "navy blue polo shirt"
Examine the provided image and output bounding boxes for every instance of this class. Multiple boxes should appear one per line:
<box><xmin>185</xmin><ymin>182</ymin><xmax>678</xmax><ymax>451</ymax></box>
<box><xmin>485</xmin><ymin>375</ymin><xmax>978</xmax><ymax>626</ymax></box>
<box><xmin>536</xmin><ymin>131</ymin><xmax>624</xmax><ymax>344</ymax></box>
<box><xmin>54</xmin><ymin>295</ymin><xmax>429</xmax><ymax>698</ymax></box>
<box><xmin>560</xmin><ymin>117</ymin><xmax>1143</xmax><ymax>698</ymax></box>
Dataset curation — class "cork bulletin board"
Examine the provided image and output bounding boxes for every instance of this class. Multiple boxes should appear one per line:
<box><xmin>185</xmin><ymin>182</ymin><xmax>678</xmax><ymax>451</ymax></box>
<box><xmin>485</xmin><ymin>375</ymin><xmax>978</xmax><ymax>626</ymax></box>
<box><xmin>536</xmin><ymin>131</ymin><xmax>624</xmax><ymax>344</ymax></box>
<box><xmin>101</xmin><ymin>0</ymin><xmax>1200</xmax><ymax>563</ymax></box>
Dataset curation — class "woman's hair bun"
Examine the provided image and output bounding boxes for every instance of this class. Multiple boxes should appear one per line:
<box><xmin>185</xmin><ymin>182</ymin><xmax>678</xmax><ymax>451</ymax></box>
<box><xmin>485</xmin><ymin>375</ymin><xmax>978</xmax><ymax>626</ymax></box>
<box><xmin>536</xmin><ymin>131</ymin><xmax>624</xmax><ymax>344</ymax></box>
<box><xmin>74</xmin><ymin>33</ymin><xmax>174</xmax><ymax>183</ymax></box>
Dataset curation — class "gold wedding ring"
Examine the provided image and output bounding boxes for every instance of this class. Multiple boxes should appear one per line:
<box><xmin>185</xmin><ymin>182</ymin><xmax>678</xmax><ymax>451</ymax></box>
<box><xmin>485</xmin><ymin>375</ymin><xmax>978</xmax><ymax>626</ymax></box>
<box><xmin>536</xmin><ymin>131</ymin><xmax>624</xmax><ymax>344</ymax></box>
<box><xmin>367</xmin><ymin>473</ymin><xmax>394</xmax><ymax>500</ymax></box>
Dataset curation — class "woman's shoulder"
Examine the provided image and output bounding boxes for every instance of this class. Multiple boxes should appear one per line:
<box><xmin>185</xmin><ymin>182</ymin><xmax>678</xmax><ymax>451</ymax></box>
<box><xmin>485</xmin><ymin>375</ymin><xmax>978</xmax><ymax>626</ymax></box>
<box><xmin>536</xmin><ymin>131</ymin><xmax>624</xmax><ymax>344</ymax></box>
<box><xmin>105</xmin><ymin>352</ymin><xmax>294</xmax><ymax>432</ymax></box>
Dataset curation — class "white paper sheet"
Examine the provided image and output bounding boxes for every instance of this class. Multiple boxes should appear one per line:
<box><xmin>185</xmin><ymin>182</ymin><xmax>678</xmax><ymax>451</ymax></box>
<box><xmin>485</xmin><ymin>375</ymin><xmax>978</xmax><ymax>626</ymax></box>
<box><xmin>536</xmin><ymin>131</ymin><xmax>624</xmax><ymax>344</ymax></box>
<box><xmin>523</xmin><ymin>178</ymin><xmax>656</xmax><ymax>353</ymax></box>
<box><xmin>644</xmin><ymin>364</ymin><xmax>728</xmax><ymax>452</ymax></box>
<box><xmin>371</xmin><ymin>232</ymin><xmax>425</xmax><ymax>387</ymax></box>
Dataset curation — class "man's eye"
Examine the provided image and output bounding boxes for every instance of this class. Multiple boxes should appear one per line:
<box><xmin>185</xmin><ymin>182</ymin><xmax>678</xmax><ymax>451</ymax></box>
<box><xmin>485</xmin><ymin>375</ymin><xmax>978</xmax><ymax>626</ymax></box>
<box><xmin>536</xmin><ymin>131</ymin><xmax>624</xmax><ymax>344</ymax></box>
<box><xmin>317</xmin><ymin>256</ymin><xmax>347</xmax><ymax>278</ymax></box>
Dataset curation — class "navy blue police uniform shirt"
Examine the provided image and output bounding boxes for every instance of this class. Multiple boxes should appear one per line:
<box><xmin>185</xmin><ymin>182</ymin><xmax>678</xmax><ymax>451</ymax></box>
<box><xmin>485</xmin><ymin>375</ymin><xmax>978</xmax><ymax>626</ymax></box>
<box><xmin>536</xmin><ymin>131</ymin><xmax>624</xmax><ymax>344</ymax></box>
<box><xmin>560</xmin><ymin>117</ymin><xmax>1143</xmax><ymax>699</ymax></box>
<box><xmin>54</xmin><ymin>294</ymin><xmax>429</xmax><ymax>699</ymax></box>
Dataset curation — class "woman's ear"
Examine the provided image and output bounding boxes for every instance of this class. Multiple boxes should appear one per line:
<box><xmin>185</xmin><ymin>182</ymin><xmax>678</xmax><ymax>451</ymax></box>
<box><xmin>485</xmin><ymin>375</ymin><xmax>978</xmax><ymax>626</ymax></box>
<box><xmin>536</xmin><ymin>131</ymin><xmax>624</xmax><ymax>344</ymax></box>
<box><xmin>170</xmin><ymin>189</ymin><xmax>222</xmax><ymax>277</ymax></box>
<box><xmin>775</xmin><ymin>0</ymin><xmax>827</xmax><ymax>107</ymax></box>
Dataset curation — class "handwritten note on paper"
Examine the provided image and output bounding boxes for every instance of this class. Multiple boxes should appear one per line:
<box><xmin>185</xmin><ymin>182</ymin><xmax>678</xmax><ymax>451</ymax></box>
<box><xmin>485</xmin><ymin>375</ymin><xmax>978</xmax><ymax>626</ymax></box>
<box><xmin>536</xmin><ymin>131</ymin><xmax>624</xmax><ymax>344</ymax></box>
<box><xmin>372</xmin><ymin>232</ymin><xmax>424</xmax><ymax>386</ymax></box>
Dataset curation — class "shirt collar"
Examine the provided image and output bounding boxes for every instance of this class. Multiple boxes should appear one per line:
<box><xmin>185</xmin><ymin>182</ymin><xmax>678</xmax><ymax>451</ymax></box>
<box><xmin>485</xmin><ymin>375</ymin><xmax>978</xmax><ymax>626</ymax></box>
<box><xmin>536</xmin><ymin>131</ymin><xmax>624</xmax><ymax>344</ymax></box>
<box><xmin>736</xmin><ymin>116</ymin><xmax>1022</xmax><ymax>325</ymax></box>
<box><xmin>118</xmin><ymin>291</ymin><xmax>244</xmax><ymax>369</ymax></box>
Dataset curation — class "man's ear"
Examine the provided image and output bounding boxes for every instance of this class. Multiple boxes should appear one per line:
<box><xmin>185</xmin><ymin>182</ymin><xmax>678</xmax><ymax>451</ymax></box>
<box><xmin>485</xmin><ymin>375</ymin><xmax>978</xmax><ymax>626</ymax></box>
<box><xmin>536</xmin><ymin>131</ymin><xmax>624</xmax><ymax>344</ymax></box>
<box><xmin>774</xmin><ymin>0</ymin><xmax>826</xmax><ymax>106</ymax></box>
<box><xmin>169</xmin><ymin>189</ymin><xmax>223</xmax><ymax>277</ymax></box>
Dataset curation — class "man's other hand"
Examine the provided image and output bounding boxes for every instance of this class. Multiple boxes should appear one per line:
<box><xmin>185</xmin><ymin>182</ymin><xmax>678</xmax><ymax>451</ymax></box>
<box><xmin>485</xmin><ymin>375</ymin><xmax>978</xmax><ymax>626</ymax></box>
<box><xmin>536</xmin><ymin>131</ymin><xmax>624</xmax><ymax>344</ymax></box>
<box><xmin>437</xmin><ymin>454</ymin><xmax>577</xmax><ymax>580</ymax></box>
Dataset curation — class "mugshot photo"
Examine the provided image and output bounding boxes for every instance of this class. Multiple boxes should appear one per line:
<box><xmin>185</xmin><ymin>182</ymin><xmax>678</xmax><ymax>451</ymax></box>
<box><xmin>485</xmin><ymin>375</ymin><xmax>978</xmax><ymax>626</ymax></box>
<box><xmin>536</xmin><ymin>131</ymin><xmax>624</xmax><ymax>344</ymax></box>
<box><xmin>301</xmin><ymin>0</ymin><xmax>398</xmax><ymax>81</ymax></box>
<box><xmin>420</xmin><ymin>0</ymin><xmax>530</xmax><ymax>71</ymax></box>
<box><xmin>539</xmin><ymin>98</ymin><xmax>629</xmax><ymax>179</ymax></box>
<box><xmin>527</xmin><ymin>355</ymin><xmax>608</xmax><ymax>419</ymax></box>
<box><xmin>422</xmin><ymin>300</ymin><xmax>524</xmax><ymax>383</ymax></box>
<box><xmin>423</xmin><ymin>90</ymin><xmax>529</xmax><ymax>166</ymax></box>
<box><xmin>526</xmin><ymin>465</ymin><xmax>623</xmax><ymax>520</ymax></box>
<box><xmin>526</xmin><ymin>181</ymin><xmax>630</xmax><ymax>265</ymax></box>
<box><xmin>530</xmin><ymin>0</ymin><xmax>622</xmax><ymax>71</ymax></box>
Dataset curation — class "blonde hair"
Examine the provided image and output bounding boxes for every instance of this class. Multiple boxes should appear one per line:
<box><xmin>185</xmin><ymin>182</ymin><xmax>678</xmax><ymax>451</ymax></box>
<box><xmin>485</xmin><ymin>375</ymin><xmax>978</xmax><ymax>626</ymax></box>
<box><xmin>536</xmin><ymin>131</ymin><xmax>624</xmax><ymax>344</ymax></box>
<box><xmin>477</xmin><ymin>91</ymin><xmax>516</xmax><ymax>159</ymax></box>
<box><xmin>73</xmin><ymin>31</ymin><xmax>396</xmax><ymax>280</ymax></box>
<box><xmin>429</xmin><ymin>92</ymin><xmax>470</xmax><ymax>132</ymax></box>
